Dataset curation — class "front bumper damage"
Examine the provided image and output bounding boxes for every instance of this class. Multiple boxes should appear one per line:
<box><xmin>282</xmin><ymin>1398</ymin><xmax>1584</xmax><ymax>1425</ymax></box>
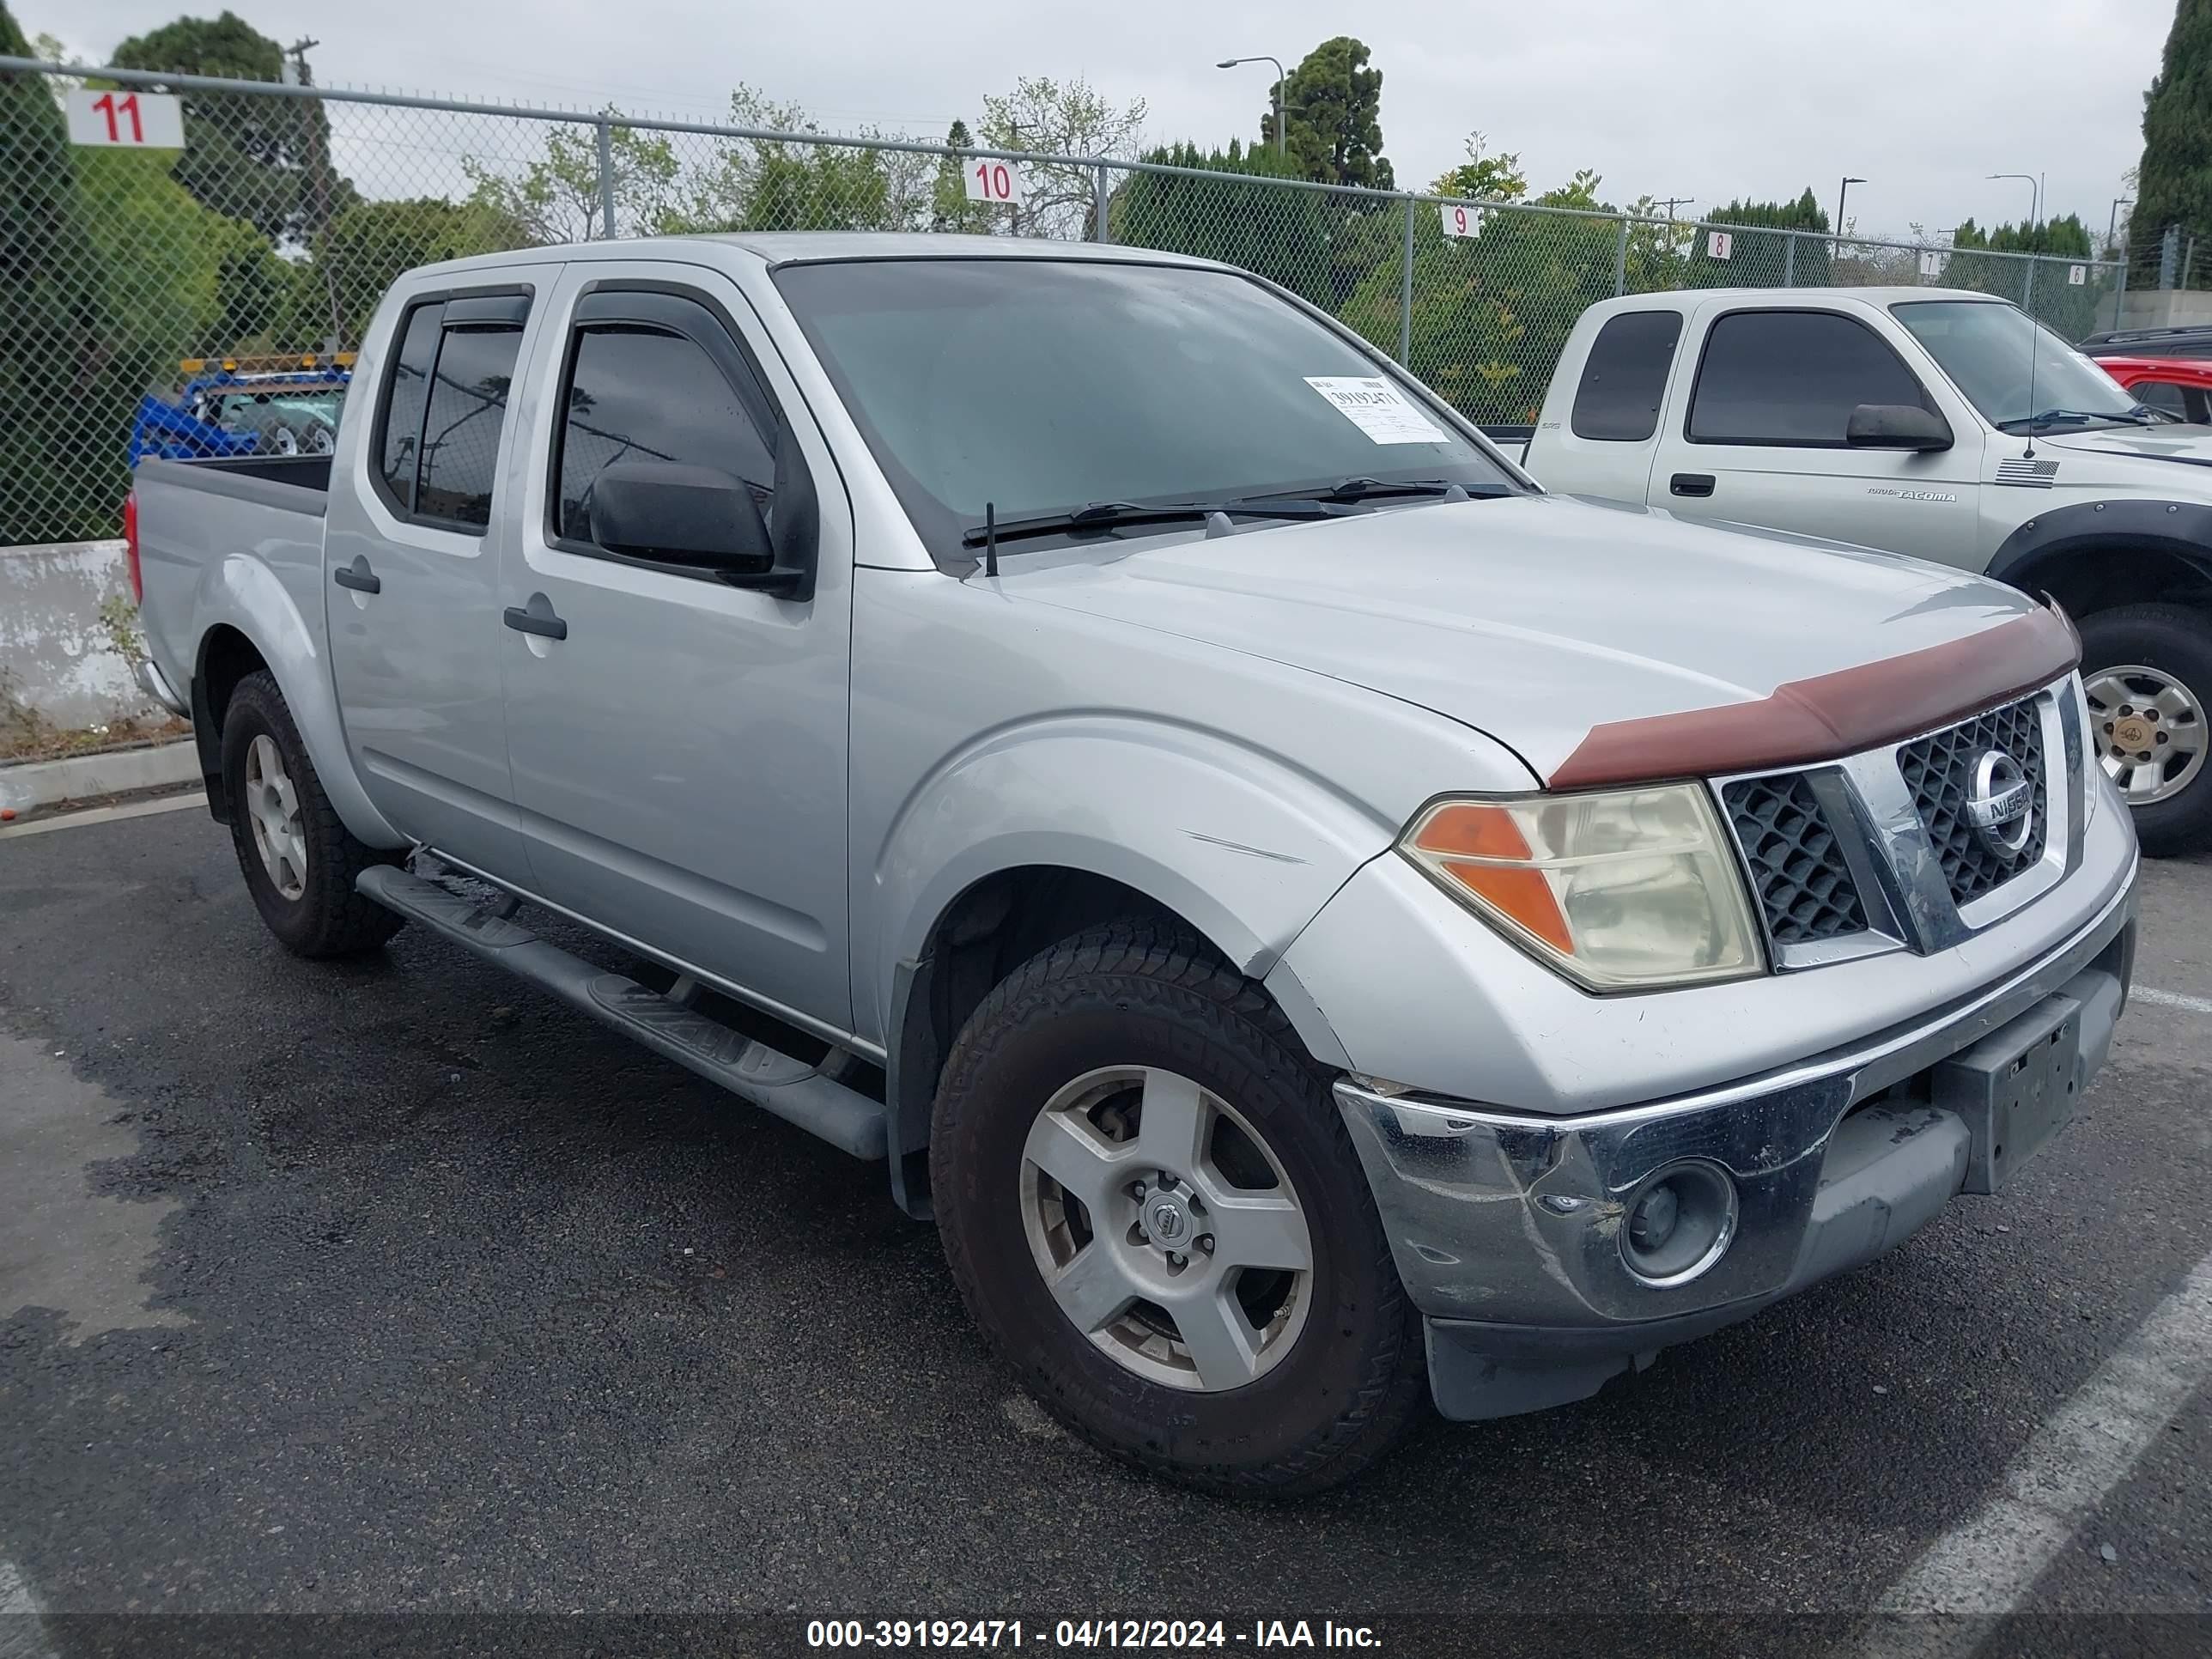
<box><xmin>1330</xmin><ymin>867</ymin><xmax>2137</xmax><ymax>1422</ymax></box>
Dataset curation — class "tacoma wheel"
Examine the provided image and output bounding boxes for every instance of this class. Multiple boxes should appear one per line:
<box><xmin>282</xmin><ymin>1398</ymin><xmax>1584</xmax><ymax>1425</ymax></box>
<box><xmin>932</xmin><ymin>921</ymin><xmax>1427</xmax><ymax>1496</ymax></box>
<box><xmin>2078</xmin><ymin>604</ymin><xmax>2212</xmax><ymax>856</ymax></box>
<box><xmin>221</xmin><ymin>671</ymin><xmax>405</xmax><ymax>957</ymax></box>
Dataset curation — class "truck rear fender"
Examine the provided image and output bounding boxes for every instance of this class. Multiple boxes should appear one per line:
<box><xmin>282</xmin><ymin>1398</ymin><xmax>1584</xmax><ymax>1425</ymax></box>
<box><xmin>189</xmin><ymin>553</ymin><xmax>404</xmax><ymax>847</ymax></box>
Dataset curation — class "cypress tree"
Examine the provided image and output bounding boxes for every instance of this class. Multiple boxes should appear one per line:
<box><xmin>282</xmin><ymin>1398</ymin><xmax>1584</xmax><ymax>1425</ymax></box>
<box><xmin>2129</xmin><ymin>0</ymin><xmax>2212</xmax><ymax>276</ymax></box>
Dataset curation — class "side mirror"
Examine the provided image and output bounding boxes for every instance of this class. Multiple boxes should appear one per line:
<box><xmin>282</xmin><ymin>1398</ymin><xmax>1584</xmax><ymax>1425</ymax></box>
<box><xmin>1846</xmin><ymin>403</ymin><xmax>1954</xmax><ymax>453</ymax></box>
<box><xmin>589</xmin><ymin>459</ymin><xmax>806</xmax><ymax>594</ymax></box>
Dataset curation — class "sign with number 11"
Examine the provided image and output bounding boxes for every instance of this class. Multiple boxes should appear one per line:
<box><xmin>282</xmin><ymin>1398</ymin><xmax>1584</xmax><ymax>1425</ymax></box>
<box><xmin>66</xmin><ymin>88</ymin><xmax>186</xmax><ymax>149</ymax></box>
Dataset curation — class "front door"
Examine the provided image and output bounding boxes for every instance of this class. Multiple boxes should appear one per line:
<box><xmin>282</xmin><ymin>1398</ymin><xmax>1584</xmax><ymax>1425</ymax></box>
<box><xmin>1651</xmin><ymin>305</ymin><xmax>1984</xmax><ymax>568</ymax></box>
<box><xmin>496</xmin><ymin>264</ymin><xmax>856</xmax><ymax>1037</ymax></box>
<box><xmin>325</xmin><ymin>284</ymin><xmax>542</xmax><ymax>875</ymax></box>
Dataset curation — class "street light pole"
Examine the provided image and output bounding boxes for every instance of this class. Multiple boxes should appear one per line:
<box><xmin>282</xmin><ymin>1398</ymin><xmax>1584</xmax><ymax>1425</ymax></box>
<box><xmin>1989</xmin><ymin>173</ymin><xmax>2039</xmax><ymax>232</ymax></box>
<box><xmin>2110</xmin><ymin>196</ymin><xmax>2135</xmax><ymax>257</ymax></box>
<box><xmin>1217</xmin><ymin>55</ymin><xmax>1288</xmax><ymax>157</ymax></box>
<box><xmin>1836</xmin><ymin>176</ymin><xmax>1865</xmax><ymax>256</ymax></box>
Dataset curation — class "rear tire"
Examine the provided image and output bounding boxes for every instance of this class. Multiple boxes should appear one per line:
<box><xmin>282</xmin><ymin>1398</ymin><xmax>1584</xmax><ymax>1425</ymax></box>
<box><xmin>931</xmin><ymin>920</ymin><xmax>1427</xmax><ymax>1497</ymax></box>
<box><xmin>221</xmin><ymin>671</ymin><xmax>404</xmax><ymax>957</ymax></box>
<box><xmin>2077</xmin><ymin>604</ymin><xmax>2212</xmax><ymax>857</ymax></box>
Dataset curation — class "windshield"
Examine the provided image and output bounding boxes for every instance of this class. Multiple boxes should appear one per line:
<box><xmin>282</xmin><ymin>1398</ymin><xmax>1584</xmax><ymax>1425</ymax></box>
<box><xmin>1892</xmin><ymin>300</ymin><xmax>2146</xmax><ymax>430</ymax></box>
<box><xmin>773</xmin><ymin>258</ymin><xmax>1516</xmax><ymax>565</ymax></box>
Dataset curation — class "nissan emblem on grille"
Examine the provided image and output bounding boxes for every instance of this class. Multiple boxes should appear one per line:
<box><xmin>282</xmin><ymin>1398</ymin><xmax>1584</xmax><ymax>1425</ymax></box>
<box><xmin>1965</xmin><ymin>750</ymin><xmax>2035</xmax><ymax>854</ymax></box>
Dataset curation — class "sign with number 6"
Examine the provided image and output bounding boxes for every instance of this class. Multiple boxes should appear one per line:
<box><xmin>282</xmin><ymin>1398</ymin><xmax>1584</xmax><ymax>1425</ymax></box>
<box><xmin>1439</xmin><ymin>203</ymin><xmax>1484</xmax><ymax>240</ymax></box>
<box><xmin>963</xmin><ymin>158</ymin><xmax>1025</xmax><ymax>206</ymax></box>
<box><xmin>2068</xmin><ymin>264</ymin><xmax>2088</xmax><ymax>287</ymax></box>
<box><xmin>66</xmin><ymin>88</ymin><xmax>186</xmax><ymax>149</ymax></box>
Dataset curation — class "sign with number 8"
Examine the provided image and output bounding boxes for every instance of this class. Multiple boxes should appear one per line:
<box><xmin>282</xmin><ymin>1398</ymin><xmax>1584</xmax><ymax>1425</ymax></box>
<box><xmin>964</xmin><ymin>159</ymin><xmax>1026</xmax><ymax>206</ymax></box>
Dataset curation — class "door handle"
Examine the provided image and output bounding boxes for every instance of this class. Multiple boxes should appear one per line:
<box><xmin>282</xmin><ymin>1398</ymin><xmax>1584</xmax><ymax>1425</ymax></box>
<box><xmin>332</xmin><ymin>556</ymin><xmax>380</xmax><ymax>593</ymax></box>
<box><xmin>503</xmin><ymin>605</ymin><xmax>568</xmax><ymax>641</ymax></box>
<box><xmin>1669</xmin><ymin>473</ymin><xmax>1717</xmax><ymax>498</ymax></box>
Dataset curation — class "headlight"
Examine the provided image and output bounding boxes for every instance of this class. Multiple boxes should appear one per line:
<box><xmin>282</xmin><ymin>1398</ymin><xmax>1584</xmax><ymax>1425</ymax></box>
<box><xmin>1399</xmin><ymin>786</ymin><xmax>1763</xmax><ymax>992</ymax></box>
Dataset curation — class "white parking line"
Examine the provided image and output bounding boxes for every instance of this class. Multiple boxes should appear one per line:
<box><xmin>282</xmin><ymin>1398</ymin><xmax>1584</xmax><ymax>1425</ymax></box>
<box><xmin>2130</xmin><ymin>985</ymin><xmax>2212</xmax><ymax>1017</ymax></box>
<box><xmin>1853</xmin><ymin>1249</ymin><xmax>2212</xmax><ymax>1656</ymax></box>
<box><xmin>0</xmin><ymin>791</ymin><xmax>204</xmax><ymax>841</ymax></box>
<box><xmin>0</xmin><ymin>1557</ymin><xmax>57</xmax><ymax>1659</ymax></box>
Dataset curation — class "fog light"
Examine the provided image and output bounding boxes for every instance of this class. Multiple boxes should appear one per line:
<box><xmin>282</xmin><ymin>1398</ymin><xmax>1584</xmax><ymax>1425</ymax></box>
<box><xmin>1620</xmin><ymin>1161</ymin><xmax>1738</xmax><ymax>1286</ymax></box>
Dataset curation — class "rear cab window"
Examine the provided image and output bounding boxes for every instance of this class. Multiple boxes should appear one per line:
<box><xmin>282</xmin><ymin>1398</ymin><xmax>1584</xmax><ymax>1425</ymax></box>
<box><xmin>1571</xmin><ymin>311</ymin><xmax>1682</xmax><ymax>441</ymax></box>
<box><xmin>372</xmin><ymin>289</ymin><xmax>532</xmax><ymax>532</ymax></box>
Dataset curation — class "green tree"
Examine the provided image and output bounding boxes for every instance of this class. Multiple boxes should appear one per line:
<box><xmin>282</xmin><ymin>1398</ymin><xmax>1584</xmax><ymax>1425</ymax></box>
<box><xmin>0</xmin><ymin>2</ymin><xmax>129</xmax><ymax>541</ymax></box>
<box><xmin>1110</xmin><ymin>139</ymin><xmax>1333</xmax><ymax>303</ymax></box>
<box><xmin>932</xmin><ymin>118</ymin><xmax>996</xmax><ymax>234</ymax></box>
<box><xmin>463</xmin><ymin>112</ymin><xmax>686</xmax><ymax>243</ymax></box>
<box><xmin>1681</xmin><ymin>188</ymin><xmax>1831</xmax><ymax>288</ymax></box>
<box><xmin>297</xmin><ymin>197</ymin><xmax>526</xmax><ymax>344</ymax></box>
<box><xmin>2130</xmin><ymin>0</ymin><xmax>2212</xmax><ymax>282</ymax></box>
<box><xmin>1431</xmin><ymin>133</ymin><xmax>1527</xmax><ymax>204</ymax></box>
<box><xmin>109</xmin><ymin>11</ymin><xmax>354</xmax><ymax>242</ymax></box>
<box><xmin>1266</xmin><ymin>37</ymin><xmax>1393</xmax><ymax>191</ymax></box>
<box><xmin>1944</xmin><ymin>214</ymin><xmax>2105</xmax><ymax>337</ymax></box>
<box><xmin>977</xmin><ymin>75</ymin><xmax>1147</xmax><ymax>238</ymax></box>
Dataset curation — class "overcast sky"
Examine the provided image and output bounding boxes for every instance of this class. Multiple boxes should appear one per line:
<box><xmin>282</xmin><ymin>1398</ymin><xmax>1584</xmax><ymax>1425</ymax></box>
<box><xmin>47</xmin><ymin>0</ymin><xmax>2173</xmax><ymax>244</ymax></box>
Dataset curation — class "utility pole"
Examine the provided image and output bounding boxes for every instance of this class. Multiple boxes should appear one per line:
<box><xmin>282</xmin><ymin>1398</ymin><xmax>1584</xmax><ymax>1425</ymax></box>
<box><xmin>285</xmin><ymin>36</ymin><xmax>344</xmax><ymax>351</ymax></box>
<box><xmin>1005</xmin><ymin>118</ymin><xmax>1030</xmax><ymax>237</ymax></box>
<box><xmin>1656</xmin><ymin>195</ymin><xmax>1694</xmax><ymax>222</ymax></box>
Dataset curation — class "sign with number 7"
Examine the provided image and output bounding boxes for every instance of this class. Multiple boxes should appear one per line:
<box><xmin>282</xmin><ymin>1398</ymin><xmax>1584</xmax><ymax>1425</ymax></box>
<box><xmin>963</xmin><ymin>157</ymin><xmax>1026</xmax><ymax>206</ymax></box>
<box><xmin>66</xmin><ymin>88</ymin><xmax>187</xmax><ymax>149</ymax></box>
<box><xmin>1438</xmin><ymin>203</ymin><xmax>1484</xmax><ymax>240</ymax></box>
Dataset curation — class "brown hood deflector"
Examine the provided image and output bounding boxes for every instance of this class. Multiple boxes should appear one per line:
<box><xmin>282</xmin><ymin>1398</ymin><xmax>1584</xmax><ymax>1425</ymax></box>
<box><xmin>1548</xmin><ymin>605</ymin><xmax>2080</xmax><ymax>790</ymax></box>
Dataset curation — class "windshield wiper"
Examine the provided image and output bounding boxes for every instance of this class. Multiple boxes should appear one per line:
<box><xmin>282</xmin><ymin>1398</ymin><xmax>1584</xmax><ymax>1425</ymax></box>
<box><xmin>1240</xmin><ymin>476</ymin><xmax>1469</xmax><ymax>506</ymax></box>
<box><xmin>957</xmin><ymin>498</ymin><xmax>1339</xmax><ymax>549</ymax></box>
<box><xmin>1998</xmin><ymin>408</ymin><xmax>2160</xmax><ymax>433</ymax></box>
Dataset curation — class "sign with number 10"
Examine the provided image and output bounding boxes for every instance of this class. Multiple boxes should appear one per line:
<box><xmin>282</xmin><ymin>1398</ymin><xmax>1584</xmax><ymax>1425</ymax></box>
<box><xmin>963</xmin><ymin>158</ymin><xmax>1025</xmax><ymax>206</ymax></box>
<box><xmin>66</xmin><ymin>88</ymin><xmax>187</xmax><ymax>149</ymax></box>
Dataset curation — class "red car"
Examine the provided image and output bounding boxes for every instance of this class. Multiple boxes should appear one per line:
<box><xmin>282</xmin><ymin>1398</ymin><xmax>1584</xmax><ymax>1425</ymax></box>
<box><xmin>2094</xmin><ymin>354</ymin><xmax>2212</xmax><ymax>423</ymax></box>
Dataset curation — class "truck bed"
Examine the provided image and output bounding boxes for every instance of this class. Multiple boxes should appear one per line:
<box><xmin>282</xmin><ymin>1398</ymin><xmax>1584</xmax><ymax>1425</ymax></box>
<box><xmin>134</xmin><ymin>453</ymin><xmax>332</xmax><ymax>514</ymax></box>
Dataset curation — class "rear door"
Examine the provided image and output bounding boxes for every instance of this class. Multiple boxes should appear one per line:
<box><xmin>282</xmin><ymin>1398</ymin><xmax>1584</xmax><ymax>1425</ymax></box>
<box><xmin>1650</xmin><ymin>304</ymin><xmax>1984</xmax><ymax>565</ymax></box>
<box><xmin>1526</xmin><ymin>304</ymin><xmax>1685</xmax><ymax>503</ymax></box>
<box><xmin>325</xmin><ymin>281</ymin><xmax>543</xmax><ymax>875</ymax></box>
<box><xmin>495</xmin><ymin>261</ymin><xmax>857</xmax><ymax>1036</ymax></box>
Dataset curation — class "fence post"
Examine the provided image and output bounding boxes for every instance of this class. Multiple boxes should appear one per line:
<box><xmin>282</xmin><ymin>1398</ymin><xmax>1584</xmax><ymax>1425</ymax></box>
<box><xmin>1783</xmin><ymin>232</ymin><xmax>1796</xmax><ymax>288</ymax></box>
<box><xmin>2161</xmin><ymin>225</ymin><xmax>2181</xmax><ymax>289</ymax></box>
<box><xmin>1397</xmin><ymin>194</ymin><xmax>1415</xmax><ymax>364</ymax></box>
<box><xmin>1093</xmin><ymin>165</ymin><xmax>1110</xmax><ymax>243</ymax></box>
<box><xmin>2022</xmin><ymin>256</ymin><xmax>2035</xmax><ymax>315</ymax></box>
<box><xmin>1613</xmin><ymin>218</ymin><xmax>1628</xmax><ymax>296</ymax></box>
<box><xmin>2190</xmin><ymin>236</ymin><xmax>2200</xmax><ymax>293</ymax></box>
<box><xmin>595</xmin><ymin>119</ymin><xmax>617</xmax><ymax>239</ymax></box>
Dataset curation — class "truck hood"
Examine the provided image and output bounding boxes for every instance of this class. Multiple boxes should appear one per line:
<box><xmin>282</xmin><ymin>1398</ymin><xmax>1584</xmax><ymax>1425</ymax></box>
<box><xmin>2036</xmin><ymin>425</ymin><xmax>2212</xmax><ymax>471</ymax></box>
<box><xmin>1002</xmin><ymin>494</ymin><xmax>2042</xmax><ymax>781</ymax></box>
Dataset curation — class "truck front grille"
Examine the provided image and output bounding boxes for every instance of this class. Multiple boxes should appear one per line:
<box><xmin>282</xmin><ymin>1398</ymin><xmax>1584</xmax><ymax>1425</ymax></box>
<box><xmin>1721</xmin><ymin>771</ymin><xmax>1868</xmax><ymax>945</ymax></box>
<box><xmin>1897</xmin><ymin>696</ymin><xmax>2048</xmax><ymax>907</ymax></box>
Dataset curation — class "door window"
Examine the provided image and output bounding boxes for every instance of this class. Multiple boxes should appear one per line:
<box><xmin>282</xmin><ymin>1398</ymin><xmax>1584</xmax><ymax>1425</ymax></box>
<box><xmin>552</xmin><ymin>301</ymin><xmax>779</xmax><ymax>550</ymax></box>
<box><xmin>416</xmin><ymin>327</ymin><xmax>526</xmax><ymax>529</ymax></box>
<box><xmin>2130</xmin><ymin>380</ymin><xmax>2190</xmax><ymax>419</ymax></box>
<box><xmin>1687</xmin><ymin>310</ymin><xmax>1935</xmax><ymax>447</ymax></box>
<box><xmin>371</xmin><ymin>293</ymin><xmax>529</xmax><ymax>532</ymax></box>
<box><xmin>1571</xmin><ymin>310</ymin><xmax>1681</xmax><ymax>441</ymax></box>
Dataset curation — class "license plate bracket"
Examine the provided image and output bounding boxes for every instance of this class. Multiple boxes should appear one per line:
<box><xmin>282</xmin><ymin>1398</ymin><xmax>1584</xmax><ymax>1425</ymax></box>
<box><xmin>1933</xmin><ymin>991</ymin><xmax>2083</xmax><ymax>1195</ymax></box>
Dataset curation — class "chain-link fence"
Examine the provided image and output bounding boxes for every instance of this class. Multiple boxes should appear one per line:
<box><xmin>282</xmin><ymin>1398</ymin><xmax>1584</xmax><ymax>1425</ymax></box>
<box><xmin>1</xmin><ymin>54</ymin><xmax>2128</xmax><ymax>544</ymax></box>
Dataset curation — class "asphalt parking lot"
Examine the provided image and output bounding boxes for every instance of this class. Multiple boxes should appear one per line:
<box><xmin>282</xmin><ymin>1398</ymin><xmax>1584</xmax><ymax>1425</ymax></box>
<box><xmin>2</xmin><ymin>797</ymin><xmax>2209</xmax><ymax>1657</ymax></box>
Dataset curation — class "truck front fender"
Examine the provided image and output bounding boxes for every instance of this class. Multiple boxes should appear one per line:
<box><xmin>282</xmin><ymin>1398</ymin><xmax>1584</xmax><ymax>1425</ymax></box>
<box><xmin>1989</xmin><ymin>498</ymin><xmax>2212</xmax><ymax>609</ymax></box>
<box><xmin>870</xmin><ymin>714</ymin><xmax>1409</xmax><ymax>1052</ymax></box>
<box><xmin>191</xmin><ymin>551</ymin><xmax>403</xmax><ymax>848</ymax></box>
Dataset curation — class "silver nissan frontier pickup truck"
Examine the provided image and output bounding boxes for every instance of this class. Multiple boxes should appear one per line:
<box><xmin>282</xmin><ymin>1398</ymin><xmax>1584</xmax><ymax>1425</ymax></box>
<box><xmin>127</xmin><ymin>234</ymin><xmax>2140</xmax><ymax>1495</ymax></box>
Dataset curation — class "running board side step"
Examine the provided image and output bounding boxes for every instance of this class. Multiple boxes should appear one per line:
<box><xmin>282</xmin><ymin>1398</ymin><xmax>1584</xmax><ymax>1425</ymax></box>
<box><xmin>356</xmin><ymin>865</ymin><xmax>887</xmax><ymax>1160</ymax></box>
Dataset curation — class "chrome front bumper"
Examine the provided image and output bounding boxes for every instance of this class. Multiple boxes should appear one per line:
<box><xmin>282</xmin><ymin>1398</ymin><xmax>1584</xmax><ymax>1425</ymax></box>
<box><xmin>1332</xmin><ymin>861</ymin><xmax>2137</xmax><ymax>1419</ymax></box>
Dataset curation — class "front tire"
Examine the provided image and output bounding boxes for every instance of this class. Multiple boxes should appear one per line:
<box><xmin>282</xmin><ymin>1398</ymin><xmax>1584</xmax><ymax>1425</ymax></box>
<box><xmin>221</xmin><ymin>671</ymin><xmax>404</xmax><ymax>957</ymax></box>
<box><xmin>931</xmin><ymin>921</ymin><xmax>1427</xmax><ymax>1497</ymax></box>
<box><xmin>2078</xmin><ymin>604</ymin><xmax>2212</xmax><ymax>856</ymax></box>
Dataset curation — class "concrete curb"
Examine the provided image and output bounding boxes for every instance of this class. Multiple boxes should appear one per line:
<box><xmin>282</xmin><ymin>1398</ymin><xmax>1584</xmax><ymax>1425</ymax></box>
<box><xmin>0</xmin><ymin>739</ymin><xmax>200</xmax><ymax>816</ymax></box>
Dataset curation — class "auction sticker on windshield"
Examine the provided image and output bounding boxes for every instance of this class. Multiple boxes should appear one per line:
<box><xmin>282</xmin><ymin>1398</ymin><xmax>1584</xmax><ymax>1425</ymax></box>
<box><xmin>1304</xmin><ymin>377</ymin><xmax>1449</xmax><ymax>444</ymax></box>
